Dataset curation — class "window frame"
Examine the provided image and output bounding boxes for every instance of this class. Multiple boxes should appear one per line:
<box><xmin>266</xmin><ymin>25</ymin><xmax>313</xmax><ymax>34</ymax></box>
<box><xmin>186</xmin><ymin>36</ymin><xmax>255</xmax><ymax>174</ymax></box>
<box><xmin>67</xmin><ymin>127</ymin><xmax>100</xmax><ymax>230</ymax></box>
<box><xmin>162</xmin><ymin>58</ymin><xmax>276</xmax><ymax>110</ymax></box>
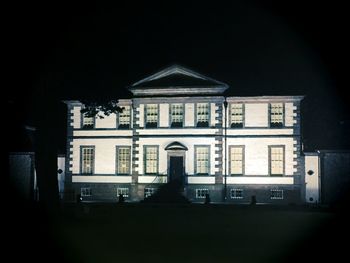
<box><xmin>115</xmin><ymin>146</ymin><xmax>131</xmax><ymax>175</ymax></box>
<box><xmin>229</xmin><ymin>145</ymin><xmax>245</xmax><ymax>176</ymax></box>
<box><xmin>169</xmin><ymin>103</ymin><xmax>184</xmax><ymax>128</ymax></box>
<box><xmin>230</xmin><ymin>189</ymin><xmax>244</xmax><ymax>199</ymax></box>
<box><xmin>270</xmin><ymin>189</ymin><xmax>284</xmax><ymax>200</ymax></box>
<box><xmin>144</xmin><ymin>187</ymin><xmax>156</xmax><ymax>198</ymax></box>
<box><xmin>81</xmin><ymin>187</ymin><xmax>92</xmax><ymax>197</ymax></box>
<box><xmin>194</xmin><ymin>145</ymin><xmax>210</xmax><ymax>175</ymax></box>
<box><xmin>145</xmin><ymin>104</ymin><xmax>159</xmax><ymax>128</ymax></box>
<box><xmin>195</xmin><ymin>189</ymin><xmax>209</xmax><ymax>198</ymax></box>
<box><xmin>80</xmin><ymin>146</ymin><xmax>95</xmax><ymax>175</ymax></box>
<box><xmin>81</xmin><ymin>112</ymin><xmax>95</xmax><ymax>129</ymax></box>
<box><xmin>195</xmin><ymin>103</ymin><xmax>210</xmax><ymax>128</ymax></box>
<box><xmin>268</xmin><ymin>145</ymin><xmax>285</xmax><ymax>176</ymax></box>
<box><xmin>229</xmin><ymin>103</ymin><xmax>244</xmax><ymax>128</ymax></box>
<box><xmin>117</xmin><ymin>188</ymin><xmax>129</xmax><ymax>198</ymax></box>
<box><xmin>117</xmin><ymin>105</ymin><xmax>131</xmax><ymax>129</ymax></box>
<box><xmin>144</xmin><ymin>145</ymin><xmax>159</xmax><ymax>175</ymax></box>
<box><xmin>269</xmin><ymin>103</ymin><xmax>285</xmax><ymax>128</ymax></box>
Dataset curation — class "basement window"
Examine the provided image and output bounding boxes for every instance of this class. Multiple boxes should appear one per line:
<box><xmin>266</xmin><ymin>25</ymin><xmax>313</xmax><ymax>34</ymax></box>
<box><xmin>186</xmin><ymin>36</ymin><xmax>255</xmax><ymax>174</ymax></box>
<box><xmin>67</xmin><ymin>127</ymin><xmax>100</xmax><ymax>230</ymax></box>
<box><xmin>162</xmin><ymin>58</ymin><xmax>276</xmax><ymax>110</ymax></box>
<box><xmin>270</xmin><ymin>189</ymin><xmax>284</xmax><ymax>200</ymax></box>
<box><xmin>196</xmin><ymin>189</ymin><xmax>209</xmax><ymax>198</ymax></box>
<box><xmin>144</xmin><ymin>188</ymin><xmax>156</xmax><ymax>198</ymax></box>
<box><xmin>117</xmin><ymin>188</ymin><xmax>129</xmax><ymax>198</ymax></box>
<box><xmin>230</xmin><ymin>189</ymin><xmax>243</xmax><ymax>199</ymax></box>
<box><xmin>81</xmin><ymin>188</ymin><xmax>92</xmax><ymax>197</ymax></box>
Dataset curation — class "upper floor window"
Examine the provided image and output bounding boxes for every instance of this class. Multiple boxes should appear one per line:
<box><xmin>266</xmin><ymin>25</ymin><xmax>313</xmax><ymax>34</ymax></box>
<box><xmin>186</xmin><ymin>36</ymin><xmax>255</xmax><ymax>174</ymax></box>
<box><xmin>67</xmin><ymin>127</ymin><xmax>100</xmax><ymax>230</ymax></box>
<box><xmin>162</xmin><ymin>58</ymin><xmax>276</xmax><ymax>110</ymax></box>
<box><xmin>270</xmin><ymin>103</ymin><xmax>284</xmax><ymax>128</ymax></box>
<box><xmin>81</xmin><ymin>146</ymin><xmax>94</xmax><ymax>174</ymax></box>
<box><xmin>144</xmin><ymin>146</ymin><xmax>158</xmax><ymax>174</ymax></box>
<box><xmin>196</xmin><ymin>103</ymin><xmax>209</xmax><ymax>127</ymax></box>
<box><xmin>230</xmin><ymin>103</ymin><xmax>244</xmax><ymax>128</ymax></box>
<box><xmin>170</xmin><ymin>104</ymin><xmax>183</xmax><ymax>127</ymax></box>
<box><xmin>118</xmin><ymin>106</ymin><xmax>131</xmax><ymax>129</ymax></box>
<box><xmin>82</xmin><ymin>113</ymin><xmax>95</xmax><ymax>129</ymax></box>
<box><xmin>145</xmin><ymin>104</ymin><xmax>158</xmax><ymax>128</ymax></box>
<box><xmin>195</xmin><ymin>146</ymin><xmax>210</xmax><ymax>175</ymax></box>
<box><xmin>269</xmin><ymin>146</ymin><xmax>284</xmax><ymax>176</ymax></box>
<box><xmin>230</xmin><ymin>146</ymin><xmax>244</xmax><ymax>175</ymax></box>
<box><xmin>116</xmin><ymin>146</ymin><xmax>131</xmax><ymax>175</ymax></box>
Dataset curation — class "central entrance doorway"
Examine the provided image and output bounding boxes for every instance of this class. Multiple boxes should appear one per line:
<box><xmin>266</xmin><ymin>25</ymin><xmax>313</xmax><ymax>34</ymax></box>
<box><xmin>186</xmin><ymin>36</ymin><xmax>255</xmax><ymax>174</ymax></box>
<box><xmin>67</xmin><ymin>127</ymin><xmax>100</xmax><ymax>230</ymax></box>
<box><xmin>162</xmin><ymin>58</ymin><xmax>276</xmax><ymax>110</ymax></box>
<box><xmin>165</xmin><ymin>141</ymin><xmax>188</xmax><ymax>184</ymax></box>
<box><xmin>169</xmin><ymin>156</ymin><xmax>183</xmax><ymax>182</ymax></box>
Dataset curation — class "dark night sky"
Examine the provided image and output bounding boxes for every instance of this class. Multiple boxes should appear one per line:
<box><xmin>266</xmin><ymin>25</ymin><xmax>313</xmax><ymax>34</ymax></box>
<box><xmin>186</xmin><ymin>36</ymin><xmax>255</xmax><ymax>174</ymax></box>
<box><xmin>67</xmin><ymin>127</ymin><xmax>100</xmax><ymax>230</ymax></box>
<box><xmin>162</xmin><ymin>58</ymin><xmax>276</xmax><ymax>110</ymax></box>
<box><xmin>7</xmin><ymin>0</ymin><xmax>349</xmax><ymax>153</ymax></box>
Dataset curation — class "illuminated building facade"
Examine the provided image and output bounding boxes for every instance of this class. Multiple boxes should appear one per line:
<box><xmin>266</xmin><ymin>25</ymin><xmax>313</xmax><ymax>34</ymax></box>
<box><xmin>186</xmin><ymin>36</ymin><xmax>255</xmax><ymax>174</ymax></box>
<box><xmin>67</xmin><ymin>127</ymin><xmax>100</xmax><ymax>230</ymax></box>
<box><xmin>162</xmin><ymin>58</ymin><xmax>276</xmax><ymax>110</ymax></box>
<box><xmin>64</xmin><ymin>65</ymin><xmax>308</xmax><ymax>204</ymax></box>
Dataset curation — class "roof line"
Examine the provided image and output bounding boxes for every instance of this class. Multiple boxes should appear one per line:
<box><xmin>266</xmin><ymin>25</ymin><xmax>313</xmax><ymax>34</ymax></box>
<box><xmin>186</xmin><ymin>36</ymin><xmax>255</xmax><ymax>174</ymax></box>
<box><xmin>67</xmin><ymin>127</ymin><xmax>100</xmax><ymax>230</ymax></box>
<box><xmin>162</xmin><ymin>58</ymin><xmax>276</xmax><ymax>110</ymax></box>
<box><xmin>130</xmin><ymin>64</ymin><xmax>229</xmax><ymax>88</ymax></box>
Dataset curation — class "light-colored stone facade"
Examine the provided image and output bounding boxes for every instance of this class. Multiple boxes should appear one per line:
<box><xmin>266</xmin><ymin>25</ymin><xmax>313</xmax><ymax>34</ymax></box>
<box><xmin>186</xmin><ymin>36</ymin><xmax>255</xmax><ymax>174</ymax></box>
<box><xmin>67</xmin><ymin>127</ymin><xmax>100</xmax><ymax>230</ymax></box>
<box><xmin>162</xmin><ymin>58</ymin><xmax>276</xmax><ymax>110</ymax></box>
<box><xmin>64</xmin><ymin>65</ymin><xmax>306</xmax><ymax>204</ymax></box>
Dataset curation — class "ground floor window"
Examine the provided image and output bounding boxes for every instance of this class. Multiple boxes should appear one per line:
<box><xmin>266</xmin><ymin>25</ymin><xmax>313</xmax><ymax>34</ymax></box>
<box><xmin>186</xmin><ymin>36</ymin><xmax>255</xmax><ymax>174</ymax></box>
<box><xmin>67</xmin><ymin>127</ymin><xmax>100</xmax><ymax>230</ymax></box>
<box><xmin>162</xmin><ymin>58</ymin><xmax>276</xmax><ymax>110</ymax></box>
<box><xmin>144</xmin><ymin>188</ymin><xmax>156</xmax><ymax>198</ymax></box>
<box><xmin>270</xmin><ymin>189</ymin><xmax>284</xmax><ymax>200</ymax></box>
<box><xmin>196</xmin><ymin>189</ymin><xmax>209</xmax><ymax>198</ymax></box>
<box><xmin>230</xmin><ymin>189</ymin><xmax>243</xmax><ymax>199</ymax></box>
<box><xmin>195</xmin><ymin>146</ymin><xmax>210</xmax><ymax>175</ymax></box>
<box><xmin>81</xmin><ymin>187</ymin><xmax>92</xmax><ymax>197</ymax></box>
<box><xmin>230</xmin><ymin>146</ymin><xmax>244</xmax><ymax>175</ymax></box>
<box><xmin>117</xmin><ymin>188</ymin><xmax>129</xmax><ymax>198</ymax></box>
<box><xmin>116</xmin><ymin>146</ymin><xmax>131</xmax><ymax>175</ymax></box>
<box><xmin>144</xmin><ymin>146</ymin><xmax>158</xmax><ymax>174</ymax></box>
<box><xmin>269</xmin><ymin>146</ymin><xmax>284</xmax><ymax>176</ymax></box>
<box><xmin>81</xmin><ymin>146</ymin><xmax>95</xmax><ymax>174</ymax></box>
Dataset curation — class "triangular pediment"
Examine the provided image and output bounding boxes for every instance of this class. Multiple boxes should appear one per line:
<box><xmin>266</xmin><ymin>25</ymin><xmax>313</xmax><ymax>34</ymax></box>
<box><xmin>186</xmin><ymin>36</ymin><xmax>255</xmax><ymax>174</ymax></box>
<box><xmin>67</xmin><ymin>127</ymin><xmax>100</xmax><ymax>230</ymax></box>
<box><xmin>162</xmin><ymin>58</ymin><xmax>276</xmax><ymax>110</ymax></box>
<box><xmin>129</xmin><ymin>65</ymin><xmax>228</xmax><ymax>97</ymax></box>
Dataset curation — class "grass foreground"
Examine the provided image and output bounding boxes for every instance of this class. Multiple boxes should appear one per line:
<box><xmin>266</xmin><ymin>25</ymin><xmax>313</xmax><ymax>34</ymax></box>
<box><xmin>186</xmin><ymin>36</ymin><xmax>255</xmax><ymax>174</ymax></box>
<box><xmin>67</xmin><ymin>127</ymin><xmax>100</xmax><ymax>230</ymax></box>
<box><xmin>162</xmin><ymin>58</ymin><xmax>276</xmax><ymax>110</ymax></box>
<box><xmin>6</xmin><ymin>202</ymin><xmax>349</xmax><ymax>263</ymax></box>
<box><xmin>51</xmin><ymin>203</ymin><xmax>344</xmax><ymax>263</ymax></box>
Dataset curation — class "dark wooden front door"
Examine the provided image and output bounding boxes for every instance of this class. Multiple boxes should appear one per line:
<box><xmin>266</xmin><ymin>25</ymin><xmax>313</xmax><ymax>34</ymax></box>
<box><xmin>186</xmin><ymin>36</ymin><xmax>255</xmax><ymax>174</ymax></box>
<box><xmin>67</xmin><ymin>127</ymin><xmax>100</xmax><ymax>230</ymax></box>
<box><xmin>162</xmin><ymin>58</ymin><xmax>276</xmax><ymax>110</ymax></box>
<box><xmin>169</xmin><ymin>156</ymin><xmax>183</xmax><ymax>182</ymax></box>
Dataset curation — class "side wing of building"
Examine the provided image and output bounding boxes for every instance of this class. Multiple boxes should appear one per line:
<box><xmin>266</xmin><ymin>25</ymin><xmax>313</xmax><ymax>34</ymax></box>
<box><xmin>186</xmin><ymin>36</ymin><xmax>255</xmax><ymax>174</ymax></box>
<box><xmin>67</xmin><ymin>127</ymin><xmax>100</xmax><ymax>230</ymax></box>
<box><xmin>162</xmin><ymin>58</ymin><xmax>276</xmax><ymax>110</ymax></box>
<box><xmin>224</xmin><ymin>96</ymin><xmax>304</xmax><ymax>204</ymax></box>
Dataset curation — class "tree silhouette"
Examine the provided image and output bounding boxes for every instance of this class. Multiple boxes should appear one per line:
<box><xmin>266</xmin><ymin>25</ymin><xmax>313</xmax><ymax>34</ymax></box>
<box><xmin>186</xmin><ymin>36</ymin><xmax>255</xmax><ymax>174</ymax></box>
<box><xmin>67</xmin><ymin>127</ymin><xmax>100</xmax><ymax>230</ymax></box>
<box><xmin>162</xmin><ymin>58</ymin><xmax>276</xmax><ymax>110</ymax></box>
<box><xmin>31</xmin><ymin>72</ymin><xmax>123</xmax><ymax>214</ymax></box>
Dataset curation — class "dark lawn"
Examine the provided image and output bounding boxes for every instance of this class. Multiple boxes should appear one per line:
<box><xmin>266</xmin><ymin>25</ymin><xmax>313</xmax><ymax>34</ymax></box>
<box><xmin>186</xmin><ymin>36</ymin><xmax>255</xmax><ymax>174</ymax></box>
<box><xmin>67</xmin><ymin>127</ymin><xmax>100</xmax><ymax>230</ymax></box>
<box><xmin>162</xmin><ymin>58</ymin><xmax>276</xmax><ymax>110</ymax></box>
<box><xmin>40</xmin><ymin>203</ymin><xmax>345</xmax><ymax>263</ymax></box>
